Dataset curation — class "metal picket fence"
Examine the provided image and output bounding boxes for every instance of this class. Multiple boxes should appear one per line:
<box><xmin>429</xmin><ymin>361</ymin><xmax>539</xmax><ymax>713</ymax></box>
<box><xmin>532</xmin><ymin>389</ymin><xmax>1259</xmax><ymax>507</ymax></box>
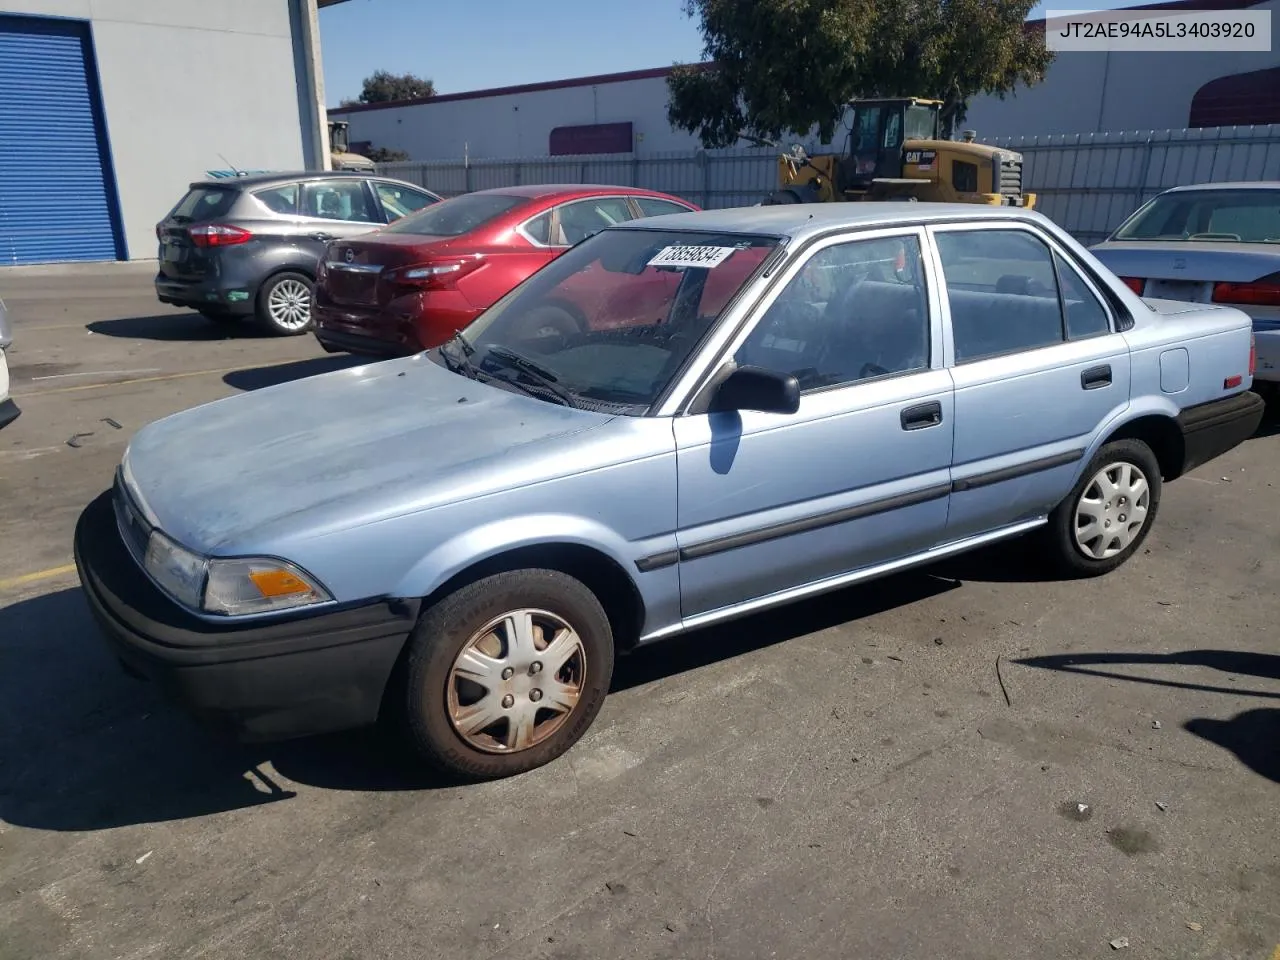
<box><xmin>376</xmin><ymin>124</ymin><xmax>1280</xmax><ymax>243</ymax></box>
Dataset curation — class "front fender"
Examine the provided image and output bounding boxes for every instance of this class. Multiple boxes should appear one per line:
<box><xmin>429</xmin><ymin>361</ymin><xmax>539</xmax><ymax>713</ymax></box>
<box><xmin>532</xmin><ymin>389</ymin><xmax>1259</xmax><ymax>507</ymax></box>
<box><xmin>392</xmin><ymin>512</ymin><xmax>659</xmax><ymax>601</ymax></box>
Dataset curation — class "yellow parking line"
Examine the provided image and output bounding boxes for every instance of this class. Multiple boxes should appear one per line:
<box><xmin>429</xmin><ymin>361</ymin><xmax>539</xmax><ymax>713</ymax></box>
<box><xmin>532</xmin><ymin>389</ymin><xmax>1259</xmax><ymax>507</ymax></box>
<box><xmin>0</xmin><ymin>563</ymin><xmax>77</xmax><ymax>591</ymax></box>
<box><xmin>15</xmin><ymin>364</ymin><xmax>254</xmax><ymax>398</ymax></box>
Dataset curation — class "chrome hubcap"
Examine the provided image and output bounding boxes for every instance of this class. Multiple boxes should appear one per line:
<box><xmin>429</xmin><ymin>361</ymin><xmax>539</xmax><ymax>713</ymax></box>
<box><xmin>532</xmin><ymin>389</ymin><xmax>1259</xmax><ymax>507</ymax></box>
<box><xmin>446</xmin><ymin>608</ymin><xmax>587</xmax><ymax>754</ymax></box>
<box><xmin>267</xmin><ymin>279</ymin><xmax>312</xmax><ymax>330</ymax></box>
<box><xmin>1074</xmin><ymin>460</ymin><xmax>1150</xmax><ymax>560</ymax></box>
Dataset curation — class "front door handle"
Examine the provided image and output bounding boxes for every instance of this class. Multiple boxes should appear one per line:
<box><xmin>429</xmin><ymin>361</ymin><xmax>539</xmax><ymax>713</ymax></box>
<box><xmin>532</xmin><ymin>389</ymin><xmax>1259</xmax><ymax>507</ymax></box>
<box><xmin>901</xmin><ymin>400</ymin><xmax>943</xmax><ymax>431</ymax></box>
<box><xmin>1081</xmin><ymin>364</ymin><xmax>1112</xmax><ymax>390</ymax></box>
<box><xmin>308</xmin><ymin>232</ymin><xmax>336</xmax><ymax>242</ymax></box>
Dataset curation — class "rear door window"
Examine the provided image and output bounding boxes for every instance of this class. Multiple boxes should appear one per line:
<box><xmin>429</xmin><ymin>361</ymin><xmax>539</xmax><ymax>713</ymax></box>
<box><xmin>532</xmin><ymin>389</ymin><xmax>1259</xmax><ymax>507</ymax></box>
<box><xmin>170</xmin><ymin>187</ymin><xmax>237</xmax><ymax>222</ymax></box>
<box><xmin>553</xmin><ymin>197</ymin><xmax>636</xmax><ymax>245</ymax></box>
<box><xmin>301</xmin><ymin>180</ymin><xmax>378</xmax><ymax>223</ymax></box>
<box><xmin>634</xmin><ymin>197</ymin><xmax>694</xmax><ymax>218</ymax></box>
<box><xmin>252</xmin><ymin>183</ymin><xmax>299</xmax><ymax>215</ymax></box>
<box><xmin>374</xmin><ymin>182</ymin><xmax>439</xmax><ymax>222</ymax></box>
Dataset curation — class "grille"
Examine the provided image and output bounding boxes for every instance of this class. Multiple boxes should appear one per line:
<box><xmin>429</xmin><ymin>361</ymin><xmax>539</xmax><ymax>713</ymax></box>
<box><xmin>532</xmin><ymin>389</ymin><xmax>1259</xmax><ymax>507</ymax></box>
<box><xmin>999</xmin><ymin>159</ymin><xmax>1023</xmax><ymax>197</ymax></box>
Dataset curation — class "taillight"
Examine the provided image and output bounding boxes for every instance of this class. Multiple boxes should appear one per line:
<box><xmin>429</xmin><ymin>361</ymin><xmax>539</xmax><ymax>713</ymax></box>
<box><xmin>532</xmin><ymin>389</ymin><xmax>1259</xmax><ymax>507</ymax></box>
<box><xmin>1249</xmin><ymin>333</ymin><xmax>1257</xmax><ymax>376</ymax></box>
<box><xmin>188</xmin><ymin>224</ymin><xmax>253</xmax><ymax>248</ymax></box>
<box><xmin>384</xmin><ymin>256</ymin><xmax>485</xmax><ymax>291</ymax></box>
<box><xmin>1119</xmin><ymin>276</ymin><xmax>1145</xmax><ymax>295</ymax></box>
<box><xmin>1213</xmin><ymin>278</ymin><xmax>1280</xmax><ymax>306</ymax></box>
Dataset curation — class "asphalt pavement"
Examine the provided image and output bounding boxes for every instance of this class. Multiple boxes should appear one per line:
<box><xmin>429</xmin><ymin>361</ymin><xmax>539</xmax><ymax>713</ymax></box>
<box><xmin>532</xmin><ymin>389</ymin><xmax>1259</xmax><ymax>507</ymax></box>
<box><xmin>0</xmin><ymin>264</ymin><xmax>1277</xmax><ymax>960</ymax></box>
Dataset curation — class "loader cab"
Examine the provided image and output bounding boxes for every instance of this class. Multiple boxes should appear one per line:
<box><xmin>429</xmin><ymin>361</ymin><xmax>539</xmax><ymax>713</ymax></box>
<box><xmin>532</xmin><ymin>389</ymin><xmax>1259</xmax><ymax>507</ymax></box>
<box><xmin>841</xmin><ymin>98</ymin><xmax>943</xmax><ymax>190</ymax></box>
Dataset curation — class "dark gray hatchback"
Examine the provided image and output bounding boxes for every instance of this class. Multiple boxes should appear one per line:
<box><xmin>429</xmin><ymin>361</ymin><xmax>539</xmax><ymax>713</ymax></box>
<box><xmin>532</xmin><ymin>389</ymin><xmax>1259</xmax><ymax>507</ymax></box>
<box><xmin>155</xmin><ymin>171</ymin><xmax>442</xmax><ymax>336</ymax></box>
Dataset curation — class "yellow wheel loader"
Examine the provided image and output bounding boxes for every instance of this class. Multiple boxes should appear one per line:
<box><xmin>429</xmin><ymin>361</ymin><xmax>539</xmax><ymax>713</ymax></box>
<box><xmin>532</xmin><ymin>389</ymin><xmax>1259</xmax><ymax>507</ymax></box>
<box><xmin>761</xmin><ymin>97</ymin><xmax>1035</xmax><ymax>209</ymax></box>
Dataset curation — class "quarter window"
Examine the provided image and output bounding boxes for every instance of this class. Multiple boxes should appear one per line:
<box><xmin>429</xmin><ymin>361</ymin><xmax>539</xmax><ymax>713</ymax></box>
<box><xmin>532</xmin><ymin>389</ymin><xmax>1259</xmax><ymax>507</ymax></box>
<box><xmin>936</xmin><ymin>229</ymin><xmax>1108</xmax><ymax>361</ymax></box>
<box><xmin>252</xmin><ymin>183</ymin><xmax>298</xmax><ymax>215</ymax></box>
<box><xmin>522</xmin><ymin>211</ymin><xmax>553</xmax><ymax>245</ymax></box>
<box><xmin>735</xmin><ymin>234</ymin><xmax>931</xmax><ymax>391</ymax></box>
<box><xmin>301</xmin><ymin>181</ymin><xmax>377</xmax><ymax>223</ymax></box>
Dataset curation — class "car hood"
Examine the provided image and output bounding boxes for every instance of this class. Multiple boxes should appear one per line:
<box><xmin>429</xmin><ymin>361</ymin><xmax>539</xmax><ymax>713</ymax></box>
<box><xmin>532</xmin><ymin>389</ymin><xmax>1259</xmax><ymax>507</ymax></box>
<box><xmin>122</xmin><ymin>354</ymin><xmax>615</xmax><ymax>553</ymax></box>
<box><xmin>1090</xmin><ymin>241</ymin><xmax>1280</xmax><ymax>282</ymax></box>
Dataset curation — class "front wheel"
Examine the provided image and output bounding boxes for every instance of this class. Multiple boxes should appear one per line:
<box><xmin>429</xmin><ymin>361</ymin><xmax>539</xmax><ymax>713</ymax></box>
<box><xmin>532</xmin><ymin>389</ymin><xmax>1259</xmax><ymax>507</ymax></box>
<box><xmin>256</xmin><ymin>271</ymin><xmax>314</xmax><ymax>336</ymax></box>
<box><xmin>398</xmin><ymin>569</ymin><xmax>615</xmax><ymax>780</ymax></box>
<box><xmin>1044</xmin><ymin>439</ymin><xmax>1162</xmax><ymax>577</ymax></box>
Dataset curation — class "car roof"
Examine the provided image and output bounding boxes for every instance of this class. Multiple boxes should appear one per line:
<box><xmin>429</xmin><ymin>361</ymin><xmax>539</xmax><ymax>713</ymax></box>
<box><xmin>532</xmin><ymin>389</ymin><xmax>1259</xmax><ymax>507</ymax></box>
<box><xmin>464</xmin><ymin>183</ymin><xmax>685</xmax><ymax>201</ymax></box>
<box><xmin>1161</xmin><ymin>181</ymin><xmax>1280</xmax><ymax>193</ymax></box>
<box><xmin>188</xmin><ymin>170</ymin><xmax>430</xmax><ymax>191</ymax></box>
<box><xmin>615</xmin><ymin>202</ymin><xmax>1055</xmax><ymax>243</ymax></box>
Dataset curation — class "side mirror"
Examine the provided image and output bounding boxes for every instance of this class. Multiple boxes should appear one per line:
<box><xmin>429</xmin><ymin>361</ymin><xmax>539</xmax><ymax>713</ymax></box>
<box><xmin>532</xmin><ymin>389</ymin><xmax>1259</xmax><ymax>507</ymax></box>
<box><xmin>709</xmin><ymin>365</ymin><xmax>800</xmax><ymax>415</ymax></box>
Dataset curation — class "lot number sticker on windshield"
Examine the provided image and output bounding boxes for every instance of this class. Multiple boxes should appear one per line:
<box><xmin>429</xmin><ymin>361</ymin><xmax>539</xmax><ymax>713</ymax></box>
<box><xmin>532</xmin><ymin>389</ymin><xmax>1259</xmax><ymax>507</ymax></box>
<box><xmin>647</xmin><ymin>245</ymin><xmax>737</xmax><ymax>269</ymax></box>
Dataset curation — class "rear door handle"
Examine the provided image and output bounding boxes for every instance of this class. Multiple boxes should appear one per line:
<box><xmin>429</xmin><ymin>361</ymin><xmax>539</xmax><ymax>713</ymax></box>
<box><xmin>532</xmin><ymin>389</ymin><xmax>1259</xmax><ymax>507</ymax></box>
<box><xmin>1081</xmin><ymin>364</ymin><xmax>1112</xmax><ymax>390</ymax></box>
<box><xmin>901</xmin><ymin>400</ymin><xmax>943</xmax><ymax>431</ymax></box>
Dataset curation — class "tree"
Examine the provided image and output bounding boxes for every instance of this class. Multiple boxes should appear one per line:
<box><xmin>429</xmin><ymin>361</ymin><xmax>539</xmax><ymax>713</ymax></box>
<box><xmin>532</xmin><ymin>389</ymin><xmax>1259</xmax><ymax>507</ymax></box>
<box><xmin>667</xmin><ymin>0</ymin><xmax>1053</xmax><ymax>148</ymax></box>
<box><xmin>341</xmin><ymin>69</ymin><xmax>436</xmax><ymax>107</ymax></box>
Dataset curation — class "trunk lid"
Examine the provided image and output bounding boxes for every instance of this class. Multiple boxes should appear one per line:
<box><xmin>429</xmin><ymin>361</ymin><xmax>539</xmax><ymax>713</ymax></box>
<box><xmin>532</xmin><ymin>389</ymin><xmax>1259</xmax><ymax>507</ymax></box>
<box><xmin>323</xmin><ymin>234</ymin><xmax>459</xmax><ymax>307</ymax></box>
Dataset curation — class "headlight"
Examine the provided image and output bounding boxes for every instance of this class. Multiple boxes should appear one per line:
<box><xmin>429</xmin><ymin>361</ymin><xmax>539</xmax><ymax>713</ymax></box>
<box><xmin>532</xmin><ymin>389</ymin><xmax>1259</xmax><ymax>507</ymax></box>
<box><xmin>144</xmin><ymin>531</ymin><xmax>207</xmax><ymax>610</ymax></box>
<box><xmin>203</xmin><ymin>557</ymin><xmax>332</xmax><ymax>616</ymax></box>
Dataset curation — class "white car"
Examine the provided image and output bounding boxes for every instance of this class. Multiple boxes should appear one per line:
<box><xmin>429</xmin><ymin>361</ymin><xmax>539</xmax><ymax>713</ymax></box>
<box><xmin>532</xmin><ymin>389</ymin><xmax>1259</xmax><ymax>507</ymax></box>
<box><xmin>0</xmin><ymin>299</ymin><xmax>17</xmax><ymax>430</ymax></box>
<box><xmin>1090</xmin><ymin>182</ymin><xmax>1280</xmax><ymax>402</ymax></box>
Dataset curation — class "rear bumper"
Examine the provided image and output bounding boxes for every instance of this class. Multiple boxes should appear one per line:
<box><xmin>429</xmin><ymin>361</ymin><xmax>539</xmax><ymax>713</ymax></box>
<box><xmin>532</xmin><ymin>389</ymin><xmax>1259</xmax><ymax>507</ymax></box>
<box><xmin>0</xmin><ymin>397</ymin><xmax>19</xmax><ymax>430</ymax></box>
<box><xmin>155</xmin><ymin>274</ymin><xmax>256</xmax><ymax>316</ymax></box>
<box><xmin>1176</xmin><ymin>390</ymin><xmax>1265</xmax><ymax>476</ymax></box>
<box><xmin>74</xmin><ymin>489</ymin><xmax>420</xmax><ymax>742</ymax></box>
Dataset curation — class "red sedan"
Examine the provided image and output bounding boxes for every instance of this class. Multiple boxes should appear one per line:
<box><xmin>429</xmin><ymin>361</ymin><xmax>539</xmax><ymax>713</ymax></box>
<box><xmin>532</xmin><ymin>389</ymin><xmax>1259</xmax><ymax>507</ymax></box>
<box><xmin>312</xmin><ymin>184</ymin><xmax>699</xmax><ymax>357</ymax></box>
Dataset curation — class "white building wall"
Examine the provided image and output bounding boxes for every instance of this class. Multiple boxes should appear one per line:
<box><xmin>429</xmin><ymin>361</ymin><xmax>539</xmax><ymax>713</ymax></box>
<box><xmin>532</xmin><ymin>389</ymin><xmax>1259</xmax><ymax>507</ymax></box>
<box><xmin>340</xmin><ymin>74</ymin><xmax>704</xmax><ymax>161</ymax></box>
<box><xmin>0</xmin><ymin>0</ymin><xmax>319</xmax><ymax>258</ymax></box>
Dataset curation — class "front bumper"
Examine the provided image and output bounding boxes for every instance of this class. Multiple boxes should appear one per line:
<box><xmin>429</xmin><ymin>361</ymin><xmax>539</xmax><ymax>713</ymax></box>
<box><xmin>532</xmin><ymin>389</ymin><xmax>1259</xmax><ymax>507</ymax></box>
<box><xmin>155</xmin><ymin>273</ymin><xmax>256</xmax><ymax>316</ymax></box>
<box><xmin>0</xmin><ymin>397</ymin><xmax>19</xmax><ymax>430</ymax></box>
<box><xmin>1176</xmin><ymin>390</ymin><xmax>1265</xmax><ymax>476</ymax></box>
<box><xmin>73</xmin><ymin>489</ymin><xmax>420</xmax><ymax>742</ymax></box>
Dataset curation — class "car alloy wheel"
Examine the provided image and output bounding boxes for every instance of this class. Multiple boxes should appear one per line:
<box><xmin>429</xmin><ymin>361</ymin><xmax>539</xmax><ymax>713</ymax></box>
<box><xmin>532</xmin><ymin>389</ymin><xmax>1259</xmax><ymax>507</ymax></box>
<box><xmin>1073</xmin><ymin>461</ymin><xmax>1151</xmax><ymax>560</ymax></box>
<box><xmin>267</xmin><ymin>278</ymin><xmax>312</xmax><ymax>332</ymax></box>
<box><xmin>446</xmin><ymin>608</ymin><xmax>587</xmax><ymax>753</ymax></box>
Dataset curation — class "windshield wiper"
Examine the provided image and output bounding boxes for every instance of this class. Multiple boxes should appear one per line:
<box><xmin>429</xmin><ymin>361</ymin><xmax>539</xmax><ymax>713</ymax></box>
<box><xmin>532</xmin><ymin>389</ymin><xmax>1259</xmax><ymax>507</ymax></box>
<box><xmin>439</xmin><ymin>330</ymin><xmax>479</xmax><ymax>379</ymax></box>
<box><xmin>483</xmin><ymin>345</ymin><xmax>575</xmax><ymax>407</ymax></box>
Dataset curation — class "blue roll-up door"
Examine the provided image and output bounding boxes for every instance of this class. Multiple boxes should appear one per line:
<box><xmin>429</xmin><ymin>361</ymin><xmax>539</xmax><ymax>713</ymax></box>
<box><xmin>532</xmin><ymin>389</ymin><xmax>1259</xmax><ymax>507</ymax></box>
<box><xmin>0</xmin><ymin>15</ymin><xmax>122</xmax><ymax>264</ymax></box>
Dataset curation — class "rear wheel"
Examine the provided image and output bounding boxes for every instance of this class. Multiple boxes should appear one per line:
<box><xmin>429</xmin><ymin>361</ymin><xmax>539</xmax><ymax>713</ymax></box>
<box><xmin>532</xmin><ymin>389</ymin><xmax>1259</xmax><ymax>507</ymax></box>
<box><xmin>256</xmin><ymin>271</ymin><xmax>314</xmax><ymax>336</ymax></box>
<box><xmin>1044</xmin><ymin>439</ymin><xmax>1162</xmax><ymax>577</ymax></box>
<box><xmin>397</xmin><ymin>569</ymin><xmax>615</xmax><ymax>780</ymax></box>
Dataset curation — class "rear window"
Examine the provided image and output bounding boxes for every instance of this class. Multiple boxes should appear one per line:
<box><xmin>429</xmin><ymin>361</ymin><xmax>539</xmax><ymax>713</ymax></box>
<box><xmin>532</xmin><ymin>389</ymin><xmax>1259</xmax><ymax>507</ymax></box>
<box><xmin>170</xmin><ymin>187</ymin><xmax>237</xmax><ymax>222</ymax></box>
<box><xmin>1112</xmin><ymin>189</ymin><xmax>1280</xmax><ymax>243</ymax></box>
<box><xmin>380</xmin><ymin>193</ymin><xmax>527</xmax><ymax>237</ymax></box>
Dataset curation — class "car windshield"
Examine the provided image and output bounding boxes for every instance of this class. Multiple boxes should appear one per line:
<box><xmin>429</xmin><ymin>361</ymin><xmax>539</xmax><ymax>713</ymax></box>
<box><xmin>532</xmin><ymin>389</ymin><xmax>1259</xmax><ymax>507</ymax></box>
<box><xmin>437</xmin><ymin>228</ymin><xmax>780</xmax><ymax>414</ymax></box>
<box><xmin>1111</xmin><ymin>189</ymin><xmax>1280</xmax><ymax>243</ymax></box>
<box><xmin>380</xmin><ymin>192</ymin><xmax>526</xmax><ymax>237</ymax></box>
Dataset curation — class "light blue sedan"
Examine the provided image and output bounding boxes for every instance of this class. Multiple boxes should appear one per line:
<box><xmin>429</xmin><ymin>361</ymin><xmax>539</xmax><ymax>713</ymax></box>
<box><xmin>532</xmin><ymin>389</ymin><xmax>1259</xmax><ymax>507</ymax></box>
<box><xmin>74</xmin><ymin>202</ymin><xmax>1265</xmax><ymax>780</ymax></box>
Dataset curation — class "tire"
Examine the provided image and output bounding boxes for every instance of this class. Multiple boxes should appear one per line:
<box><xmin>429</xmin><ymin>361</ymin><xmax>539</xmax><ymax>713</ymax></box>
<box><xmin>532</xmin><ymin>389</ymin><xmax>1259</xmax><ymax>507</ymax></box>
<box><xmin>255</xmin><ymin>271</ymin><xmax>314</xmax><ymax>336</ymax></box>
<box><xmin>1044</xmin><ymin>439</ymin><xmax>1162</xmax><ymax>578</ymax></box>
<box><xmin>397</xmin><ymin>569</ymin><xmax>615</xmax><ymax>780</ymax></box>
<box><xmin>198</xmin><ymin>308</ymin><xmax>239</xmax><ymax>325</ymax></box>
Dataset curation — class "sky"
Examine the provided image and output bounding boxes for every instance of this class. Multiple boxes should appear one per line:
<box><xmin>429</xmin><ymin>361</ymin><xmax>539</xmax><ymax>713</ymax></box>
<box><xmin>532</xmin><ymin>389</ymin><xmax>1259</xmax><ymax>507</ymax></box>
<box><xmin>318</xmin><ymin>0</ymin><xmax>1148</xmax><ymax>108</ymax></box>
